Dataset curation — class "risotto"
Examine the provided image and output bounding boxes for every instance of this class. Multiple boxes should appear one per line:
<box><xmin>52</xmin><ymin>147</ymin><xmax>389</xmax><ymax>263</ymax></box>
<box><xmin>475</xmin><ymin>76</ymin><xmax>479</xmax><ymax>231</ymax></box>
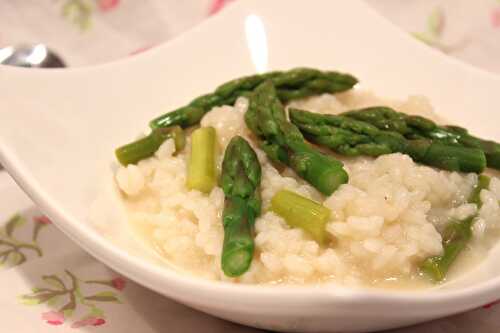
<box><xmin>114</xmin><ymin>89</ymin><xmax>500</xmax><ymax>287</ymax></box>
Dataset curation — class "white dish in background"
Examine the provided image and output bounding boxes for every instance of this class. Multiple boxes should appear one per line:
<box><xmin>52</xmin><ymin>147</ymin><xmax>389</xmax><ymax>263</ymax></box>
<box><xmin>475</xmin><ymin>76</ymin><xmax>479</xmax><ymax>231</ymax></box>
<box><xmin>1</xmin><ymin>0</ymin><xmax>500</xmax><ymax>332</ymax></box>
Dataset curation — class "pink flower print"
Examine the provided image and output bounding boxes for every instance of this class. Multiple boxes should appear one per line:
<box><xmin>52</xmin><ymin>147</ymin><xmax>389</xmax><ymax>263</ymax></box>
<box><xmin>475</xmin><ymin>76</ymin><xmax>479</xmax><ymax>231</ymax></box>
<box><xmin>129</xmin><ymin>45</ymin><xmax>153</xmax><ymax>56</ymax></box>
<box><xmin>34</xmin><ymin>215</ymin><xmax>52</xmax><ymax>225</ymax></box>
<box><xmin>71</xmin><ymin>316</ymin><xmax>106</xmax><ymax>328</ymax></box>
<box><xmin>209</xmin><ymin>0</ymin><xmax>235</xmax><ymax>15</ymax></box>
<box><xmin>483</xmin><ymin>300</ymin><xmax>500</xmax><ymax>309</ymax></box>
<box><xmin>111</xmin><ymin>277</ymin><xmax>126</xmax><ymax>291</ymax></box>
<box><xmin>93</xmin><ymin>318</ymin><xmax>106</xmax><ymax>326</ymax></box>
<box><xmin>98</xmin><ymin>0</ymin><xmax>120</xmax><ymax>12</ymax></box>
<box><xmin>492</xmin><ymin>8</ymin><xmax>500</xmax><ymax>28</ymax></box>
<box><xmin>41</xmin><ymin>311</ymin><xmax>65</xmax><ymax>325</ymax></box>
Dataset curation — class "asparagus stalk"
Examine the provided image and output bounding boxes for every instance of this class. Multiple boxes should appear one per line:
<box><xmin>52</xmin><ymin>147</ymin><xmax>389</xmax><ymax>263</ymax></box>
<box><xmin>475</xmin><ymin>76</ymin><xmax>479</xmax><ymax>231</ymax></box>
<box><xmin>245</xmin><ymin>81</ymin><xmax>348</xmax><ymax>195</ymax></box>
<box><xmin>271</xmin><ymin>189</ymin><xmax>331</xmax><ymax>244</ymax></box>
<box><xmin>421</xmin><ymin>174</ymin><xmax>491</xmax><ymax>281</ymax></box>
<box><xmin>342</xmin><ymin>107</ymin><xmax>500</xmax><ymax>170</ymax></box>
<box><xmin>421</xmin><ymin>216</ymin><xmax>474</xmax><ymax>282</ymax></box>
<box><xmin>446</xmin><ymin>126</ymin><xmax>500</xmax><ymax>170</ymax></box>
<box><xmin>186</xmin><ymin>127</ymin><xmax>217</xmax><ymax>193</ymax></box>
<box><xmin>150</xmin><ymin>68</ymin><xmax>358</xmax><ymax>129</ymax></box>
<box><xmin>116</xmin><ymin>68</ymin><xmax>357</xmax><ymax>165</ymax></box>
<box><xmin>115</xmin><ymin>126</ymin><xmax>185</xmax><ymax>166</ymax></box>
<box><xmin>221</xmin><ymin>136</ymin><xmax>262</xmax><ymax>277</ymax></box>
<box><xmin>289</xmin><ymin>108</ymin><xmax>486</xmax><ymax>173</ymax></box>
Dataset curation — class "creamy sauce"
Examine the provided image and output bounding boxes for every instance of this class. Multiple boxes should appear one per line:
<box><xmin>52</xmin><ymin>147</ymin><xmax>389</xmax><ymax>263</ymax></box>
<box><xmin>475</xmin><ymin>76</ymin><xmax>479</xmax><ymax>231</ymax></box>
<box><xmin>115</xmin><ymin>91</ymin><xmax>500</xmax><ymax>289</ymax></box>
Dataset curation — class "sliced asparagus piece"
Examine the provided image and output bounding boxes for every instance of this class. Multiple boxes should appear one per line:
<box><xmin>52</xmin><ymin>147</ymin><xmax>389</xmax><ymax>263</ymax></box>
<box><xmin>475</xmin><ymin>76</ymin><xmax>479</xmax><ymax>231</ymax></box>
<box><xmin>421</xmin><ymin>175</ymin><xmax>491</xmax><ymax>281</ymax></box>
<box><xmin>115</xmin><ymin>126</ymin><xmax>185</xmax><ymax>166</ymax></box>
<box><xmin>271</xmin><ymin>189</ymin><xmax>331</xmax><ymax>244</ymax></box>
<box><xmin>421</xmin><ymin>216</ymin><xmax>474</xmax><ymax>282</ymax></box>
<box><xmin>186</xmin><ymin>127</ymin><xmax>217</xmax><ymax>193</ymax></box>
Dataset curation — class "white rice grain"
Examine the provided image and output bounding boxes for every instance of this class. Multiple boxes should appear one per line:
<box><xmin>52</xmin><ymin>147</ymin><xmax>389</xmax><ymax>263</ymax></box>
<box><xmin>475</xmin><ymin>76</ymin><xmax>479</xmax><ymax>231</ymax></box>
<box><xmin>115</xmin><ymin>92</ymin><xmax>494</xmax><ymax>287</ymax></box>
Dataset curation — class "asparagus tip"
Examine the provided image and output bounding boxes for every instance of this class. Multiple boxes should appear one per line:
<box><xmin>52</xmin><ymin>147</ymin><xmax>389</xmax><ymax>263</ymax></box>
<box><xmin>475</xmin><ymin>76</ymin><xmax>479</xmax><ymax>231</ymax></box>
<box><xmin>221</xmin><ymin>243</ymin><xmax>254</xmax><ymax>277</ymax></box>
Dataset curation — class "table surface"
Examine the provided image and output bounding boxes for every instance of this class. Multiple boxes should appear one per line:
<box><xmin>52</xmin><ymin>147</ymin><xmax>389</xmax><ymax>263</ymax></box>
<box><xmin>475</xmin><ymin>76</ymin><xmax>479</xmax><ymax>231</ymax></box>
<box><xmin>1</xmin><ymin>1</ymin><xmax>500</xmax><ymax>332</ymax></box>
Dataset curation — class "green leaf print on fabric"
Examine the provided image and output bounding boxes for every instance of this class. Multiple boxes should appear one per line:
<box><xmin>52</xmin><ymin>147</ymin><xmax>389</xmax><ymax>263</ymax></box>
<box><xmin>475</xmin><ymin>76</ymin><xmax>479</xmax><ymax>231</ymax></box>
<box><xmin>61</xmin><ymin>0</ymin><xmax>94</xmax><ymax>30</ymax></box>
<box><xmin>0</xmin><ymin>214</ymin><xmax>49</xmax><ymax>268</ymax></box>
<box><xmin>58</xmin><ymin>0</ymin><xmax>121</xmax><ymax>31</ymax></box>
<box><xmin>19</xmin><ymin>270</ymin><xmax>127</xmax><ymax>328</ymax></box>
<box><xmin>412</xmin><ymin>7</ymin><xmax>447</xmax><ymax>51</ymax></box>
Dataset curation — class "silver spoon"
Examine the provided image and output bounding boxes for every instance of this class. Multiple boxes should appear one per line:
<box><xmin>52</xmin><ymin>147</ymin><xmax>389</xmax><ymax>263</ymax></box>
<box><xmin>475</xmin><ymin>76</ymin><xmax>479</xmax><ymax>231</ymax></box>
<box><xmin>0</xmin><ymin>44</ymin><xmax>66</xmax><ymax>68</ymax></box>
<box><xmin>0</xmin><ymin>44</ymin><xmax>65</xmax><ymax>170</ymax></box>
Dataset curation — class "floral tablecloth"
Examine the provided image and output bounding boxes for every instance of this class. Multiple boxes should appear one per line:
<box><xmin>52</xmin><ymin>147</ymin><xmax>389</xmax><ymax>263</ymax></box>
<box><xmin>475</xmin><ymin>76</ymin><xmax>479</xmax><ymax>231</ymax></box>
<box><xmin>2</xmin><ymin>1</ymin><xmax>500</xmax><ymax>332</ymax></box>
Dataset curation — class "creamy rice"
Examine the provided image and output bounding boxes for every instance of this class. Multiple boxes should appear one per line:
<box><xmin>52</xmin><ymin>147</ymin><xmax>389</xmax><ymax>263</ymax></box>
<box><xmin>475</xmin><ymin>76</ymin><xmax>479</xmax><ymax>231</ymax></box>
<box><xmin>114</xmin><ymin>90</ymin><xmax>500</xmax><ymax>287</ymax></box>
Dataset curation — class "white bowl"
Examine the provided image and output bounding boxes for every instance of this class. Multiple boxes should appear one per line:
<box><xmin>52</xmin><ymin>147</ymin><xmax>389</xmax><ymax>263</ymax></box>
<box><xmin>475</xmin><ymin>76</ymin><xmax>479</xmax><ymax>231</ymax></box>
<box><xmin>1</xmin><ymin>0</ymin><xmax>500</xmax><ymax>332</ymax></box>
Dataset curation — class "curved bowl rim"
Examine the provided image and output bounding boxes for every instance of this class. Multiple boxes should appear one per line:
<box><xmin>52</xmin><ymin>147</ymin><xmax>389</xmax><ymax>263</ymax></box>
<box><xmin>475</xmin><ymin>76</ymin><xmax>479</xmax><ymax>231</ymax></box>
<box><xmin>1</xmin><ymin>0</ymin><xmax>500</xmax><ymax>311</ymax></box>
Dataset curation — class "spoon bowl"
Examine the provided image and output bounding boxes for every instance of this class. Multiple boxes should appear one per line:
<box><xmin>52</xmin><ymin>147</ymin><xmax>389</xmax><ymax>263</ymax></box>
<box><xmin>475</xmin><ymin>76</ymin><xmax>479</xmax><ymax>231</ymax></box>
<box><xmin>1</xmin><ymin>1</ymin><xmax>500</xmax><ymax>332</ymax></box>
<box><xmin>0</xmin><ymin>44</ymin><xmax>65</xmax><ymax>68</ymax></box>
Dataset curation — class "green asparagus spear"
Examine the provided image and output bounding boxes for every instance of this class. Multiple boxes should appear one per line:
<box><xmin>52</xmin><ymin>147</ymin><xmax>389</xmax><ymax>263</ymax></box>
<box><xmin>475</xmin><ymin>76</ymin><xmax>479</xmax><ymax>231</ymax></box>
<box><xmin>116</xmin><ymin>68</ymin><xmax>357</xmax><ymax>166</ymax></box>
<box><xmin>421</xmin><ymin>174</ymin><xmax>491</xmax><ymax>281</ymax></box>
<box><xmin>150</xmin><ymin>68</ymin><xmax>357</xmax><ymax>129</ymax></box>
<box><xmin>421</xmin><ymin>216</ymin><xmax>474</xmax><ymax>282</ymax></box>
<box><xmin>342</xmin><ymin>106</ymin><xmax>500</xmax><ymax>170</ymax></box>
<box><xmin>245</xmin><ymin>81</ymin><xmax>348</xmax><ymax>195</ymax></box>
<box><xmin>186</xmin><ymin>127</ymin><xmax>217</xmax><ymax>193</ymax></box>
<box><xmin>221</xmin><ymin>136</ymin><xmax>262</xmax><ymax>277</ymax></box>
<box><xmin>289</xmin><ymin>108</ymin><xmax>486</xmax><ymax>173</ymax></box>
<box><xmin>271</xmin><ymin>189</ymin><xmax>331</xmax><ymax>244</ymax></box>
<box><xmin>115</xmin><ymin>126</ymin><xmax>185</xmax><ymax>166</ymax></box>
